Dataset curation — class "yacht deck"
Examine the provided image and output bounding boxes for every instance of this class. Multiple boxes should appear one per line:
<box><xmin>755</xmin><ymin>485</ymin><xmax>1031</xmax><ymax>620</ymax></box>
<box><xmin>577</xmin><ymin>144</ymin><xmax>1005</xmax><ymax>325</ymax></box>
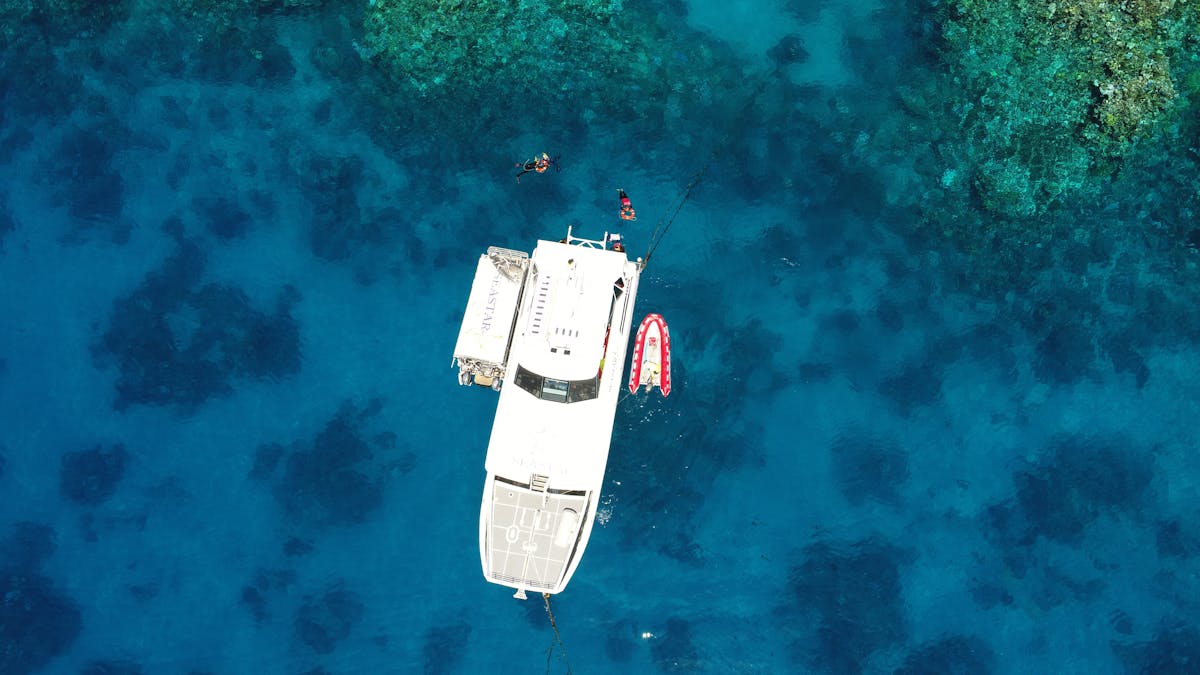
<box><xmin>483</xmin><ymin>478</ymin><xmax>590</xmax><ymax>592</ymax></box>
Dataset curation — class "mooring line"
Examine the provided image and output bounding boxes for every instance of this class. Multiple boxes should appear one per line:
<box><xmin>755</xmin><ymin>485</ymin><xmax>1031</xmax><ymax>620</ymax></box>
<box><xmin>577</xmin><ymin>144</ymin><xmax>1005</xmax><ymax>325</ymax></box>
<box><xmin>642</xmin><ymin>65</ymin><xmax>782</xmax><ymax>269</ymax></box>
<box><xmin>543</xmin><ymin>592</ymin><xmax>574</xmax><ymax>675</ymax></box>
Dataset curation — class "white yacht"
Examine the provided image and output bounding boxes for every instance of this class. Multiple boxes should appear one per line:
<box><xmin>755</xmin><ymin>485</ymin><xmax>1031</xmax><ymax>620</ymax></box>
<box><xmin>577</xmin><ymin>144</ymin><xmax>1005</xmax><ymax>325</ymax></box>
<box><xmin>454</xmin><ymin>228</ymin><xmax>641</xmax><ymax>598</ymax></box>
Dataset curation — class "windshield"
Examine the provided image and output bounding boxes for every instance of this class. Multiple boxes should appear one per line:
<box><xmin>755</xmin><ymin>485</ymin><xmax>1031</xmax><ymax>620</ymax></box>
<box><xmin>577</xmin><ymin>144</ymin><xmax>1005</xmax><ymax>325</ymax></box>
<box><xmin>513</xmin><ymin>364</ymin><xmax>600</xmax><ymax>403</ymax></box>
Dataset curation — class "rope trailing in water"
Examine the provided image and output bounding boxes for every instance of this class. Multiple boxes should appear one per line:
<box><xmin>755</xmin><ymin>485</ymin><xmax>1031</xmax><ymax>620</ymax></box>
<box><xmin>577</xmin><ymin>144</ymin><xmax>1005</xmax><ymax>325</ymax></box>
<box><xmin>642</xmin><ymin>162</ymin><xmax>713</xmax><ymax>268</ymax></box>
<box><xmin>543</xmin><ymin>592</ymin><xmax>573</xmax><ymax>675</ymax></box>
<box><xmin>641</xmin><ymin>67</ymin><xmax>782</xmax><ymax>269</ymax></box>
<box><xmin>542</xmin><ymin>593</ymin><xmax>572</xmax><ymax>674</ymax></box>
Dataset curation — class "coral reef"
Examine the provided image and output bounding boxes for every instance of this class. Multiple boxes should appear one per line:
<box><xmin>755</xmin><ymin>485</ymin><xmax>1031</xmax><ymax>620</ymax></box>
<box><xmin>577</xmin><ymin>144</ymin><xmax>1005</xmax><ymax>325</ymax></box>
<box><xmin>356</xmin><ymin>0</ymin><xmax>751</xmax><ymax>148</ymax></box>
<box><xmin>650</xmin><ymin>617</ymin><xmax>700</xmax><ymax>672</ymax></box>
<box><xmin>984</xmin><ymin>434</ymin><xmax>1153</xmax><ymax>550</ymax></box>
<box><xmin>60</xmin><ymin>444</ymin><xmax>130</xmax><ymax>506</ymax></box>
<box><xmin>195</xmin><ymin>196</ymin><xmax>252</xmax><ymax>241</ymax></box>
<box><xmin>362</xmin><ymin>0</ymin><xmax>638</xmax><ymax>100</ymax></box>
<box><xmin>1033</xmin><ymin>323</ymin><xmax>1095</xmax><ymax>385</ymax></box>
<box><xmin>0</xmin><ymin>523</ymin><xmax>82</xmax><ymax>675</ymax></box>
<box><xmin>283</xmin><ymin>537</ymin><xmax>314</xmax><ymax>557</ymax></box>
<box><xmin>92</xmin><ymin>240</ymin><xmax>302</xmax><ymax>410</ymax></box>
<box><xmin>1157</xmin><ymin>519</ymin><xmax>1200</xmax><ymax>558</ymax></box>
<box><xmin>0</xmin><ymin>0</ymin><xmax>131</xmax><ymax>41</ymax></box>
<box><xmin>787</xmin><ymin>537</ymin><xmax>911</xmax><ymax>673</ymax></box>
<box><xmin>832</xmin><ymin>0</ymin><xmax>1200</xmax><ymax>302</ymax></box>
<box><xmin>53</xmin><ymin>120</ymin><xmax>130</xmax><ymax>240</ymax></box>
<box><xmin>877</xmin><ymin>360</ymin><xmax>945</xmax><ymax>416</ymax></box>
<box><xmin>241</xmin><ymin>568</ymin><xmax>296</xmax><ymax>624</ymax></box>
<box><xmin>828</xmin><ymin>432</ymin><xmax>909</xmax><ymax>506</ymax></box>
<box><xmin>1115</xmin><ymin>621</ymin><xmax>1200</xmax><ymax>673</ymax></box>
<box><xmin>295</xmin><ymin>583</ymin><xmax>363</xmax><ymax>654</ymax></box>
<box><xmin>422</xmin><ymin>621</ymin><xmax>471</xmax><ymax>675</ymax></box>
<box><xmin>0</xmin><ymin>1</ymin><xmax>31</xmax><ymax>48</ymax></box>
<box><xmin>767</xmin><ymin>34</ymin><xmax>809</xmax><ymax>67</ymax></box>
<box><xmin>927</xmin><ymin>0</ymin><xmax>1200</xmax><ymax>274</ymax></box>
<box><xmin>895</xmin><ymin>635</ymin><xmax>995</xmax><ymax>675</ymax></box>
<box><xmin>252</xmin><ymin>400</ymin><xmax>402</xmax><ymax>528</ymax></box>
<box><xmin>939</xmin><ymin>0</ymin><xmax>1197</xmax><ymax>207</ymax></box>
<box><xmin>0</xmin><ymin>194</ymin><xmax>14</xmax><ymax>252</ymax></box>
<box><xmin>80</xmin><ymin>660</ymin><xmax>145</xmax><ymax>675</ymax></box>
<box><xmin>604</xmin><ymin>619</ymin><xmax>636</xmax><ymax>662</ymax></box>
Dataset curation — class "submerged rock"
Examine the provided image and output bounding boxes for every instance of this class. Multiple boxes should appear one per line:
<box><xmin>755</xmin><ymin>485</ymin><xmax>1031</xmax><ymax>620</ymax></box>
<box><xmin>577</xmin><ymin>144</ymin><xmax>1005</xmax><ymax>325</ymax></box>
<box><xmin>768</xmin><ymin>34</ymin><xmax>809</xmax><ymax>66</ymax></box>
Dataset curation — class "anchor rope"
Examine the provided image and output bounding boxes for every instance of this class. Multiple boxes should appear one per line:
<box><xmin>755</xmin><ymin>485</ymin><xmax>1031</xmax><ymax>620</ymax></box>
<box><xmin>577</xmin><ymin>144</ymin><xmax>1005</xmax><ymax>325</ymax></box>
<box><xmin>642</xmin><ymin>161</ymin><xmax>712</xmax><ymax>267</ymax></box>
<box><xmin>641</xmin><ymin>66</ymin><xmax>781</xmax><ymax>269</ymax></box>
<box><xmin>543</xmin><ymin>592</ymin><xmax>573</xmax><ymax>675</ymax></box>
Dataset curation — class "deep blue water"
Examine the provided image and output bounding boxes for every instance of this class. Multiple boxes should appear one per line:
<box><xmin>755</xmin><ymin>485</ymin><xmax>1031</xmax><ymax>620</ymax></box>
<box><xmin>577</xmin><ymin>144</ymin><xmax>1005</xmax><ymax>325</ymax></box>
<box><xmin>3</xmin><ymin>1</ymin><xmax>1200</xmax><ymax>673</ymax></box>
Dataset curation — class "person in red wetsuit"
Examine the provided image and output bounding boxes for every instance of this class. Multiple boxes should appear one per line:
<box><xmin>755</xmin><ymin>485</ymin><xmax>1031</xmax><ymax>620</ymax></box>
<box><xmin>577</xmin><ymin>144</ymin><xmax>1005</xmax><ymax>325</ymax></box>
<box><xmin>618</xmin><ymin>188</ymin><xmax>636</xmax><ymax>221</ymax></box>
<box><xmin>609</xmin><ymin>232</ymin><xmax>626</xmax><ymax>253</ymax></box>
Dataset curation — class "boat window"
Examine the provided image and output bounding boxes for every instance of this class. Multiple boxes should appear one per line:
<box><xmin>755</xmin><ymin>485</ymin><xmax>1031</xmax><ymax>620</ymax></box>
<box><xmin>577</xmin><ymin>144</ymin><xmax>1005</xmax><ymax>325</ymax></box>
<box><xmin>567</xmin><ymin>376</ymin><xmax>598</xmax><ymax>403</ymax></box>
<box><xmin>541</xmin><ymin>378</ymin><xmax>569</xmax><ymax>402</ymax></box>
<box><xmin>514</xmin><ymin>365</ymin><xmax>542</xmax><ymax>394</ymax></box>
<box><xmin>513</xmin><ymin>364</ymin><xmax>599</xmax><ymax>404</ymax></box>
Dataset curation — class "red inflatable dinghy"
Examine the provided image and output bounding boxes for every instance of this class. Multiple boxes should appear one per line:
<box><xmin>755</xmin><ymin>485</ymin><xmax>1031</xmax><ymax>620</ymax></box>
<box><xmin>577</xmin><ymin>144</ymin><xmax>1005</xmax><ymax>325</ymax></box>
<box><xmin>628</xmin><ymin>313</ymin><xmax>671</xmax><ymax>396</ymax></box>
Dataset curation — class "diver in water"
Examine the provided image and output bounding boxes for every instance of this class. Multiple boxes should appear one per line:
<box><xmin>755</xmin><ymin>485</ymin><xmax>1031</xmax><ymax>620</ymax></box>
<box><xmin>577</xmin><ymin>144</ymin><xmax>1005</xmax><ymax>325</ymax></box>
<box><xmin>515</xmin><ymin>152</ymin><xmax>559</xmax><ymax>182</ymax></box>
<box><xmin>618</xmin><ymin>188</ymin><xmax>636</xmax><ymax>221</ymax></box>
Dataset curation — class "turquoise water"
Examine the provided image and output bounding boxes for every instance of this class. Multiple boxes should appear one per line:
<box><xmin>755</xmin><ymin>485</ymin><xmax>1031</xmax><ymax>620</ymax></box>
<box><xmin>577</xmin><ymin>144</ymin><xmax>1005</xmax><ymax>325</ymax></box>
<box><xmin>2</xmin><ymin>1</ymin><xmax>1199</xmax><ymax>673</ymax></box>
